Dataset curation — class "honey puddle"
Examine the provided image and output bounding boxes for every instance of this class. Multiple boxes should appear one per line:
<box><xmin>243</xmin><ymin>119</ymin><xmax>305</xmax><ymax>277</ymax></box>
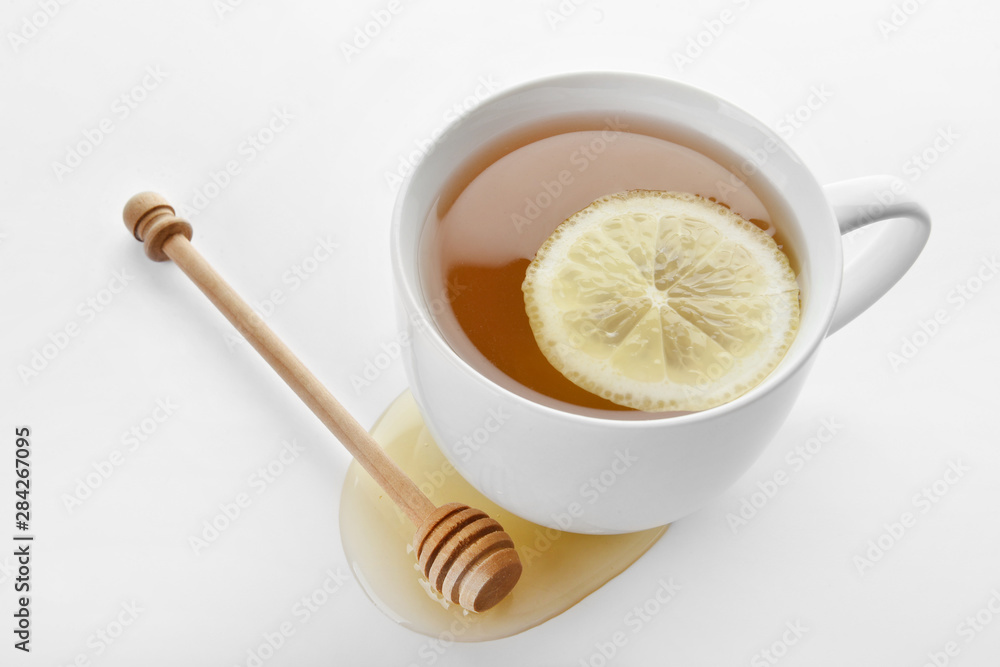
<box><xmin>339</xmin><ymin>391</ymin><xmax>668</xmax><ymax>641</ymax></box>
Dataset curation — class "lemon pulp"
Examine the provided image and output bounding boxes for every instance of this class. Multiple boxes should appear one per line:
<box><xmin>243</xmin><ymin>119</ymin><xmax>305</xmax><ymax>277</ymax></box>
<box><xmin>522</xmin><ymin>190</ymin><xmax>800</xmax><ymax>412</ymax></box>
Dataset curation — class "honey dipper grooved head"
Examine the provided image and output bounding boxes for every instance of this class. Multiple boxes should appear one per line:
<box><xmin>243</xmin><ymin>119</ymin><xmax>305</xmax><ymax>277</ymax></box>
<box><xmin>122</xmin><ymin>191</ymin><xmax>192</xmax><ymax>262</ymax></box>
<box><xmin>413</xmin><ymin>503</ymin><xmax>522</xmax><ymax>612</ymax></box>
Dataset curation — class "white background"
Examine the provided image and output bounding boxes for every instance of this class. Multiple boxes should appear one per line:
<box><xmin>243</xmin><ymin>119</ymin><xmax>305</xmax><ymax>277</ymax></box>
<box><xmin>2</xmin><ymin>0</ymin><xmax>999</xmax><ymax>665</ymax></box>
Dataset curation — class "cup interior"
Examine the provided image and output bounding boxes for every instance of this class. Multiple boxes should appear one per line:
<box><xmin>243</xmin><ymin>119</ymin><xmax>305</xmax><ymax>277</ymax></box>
<box><xmin>391</xmin><ymin>72</ymin><xmax>843</xmax><ymax>423</ymax></box>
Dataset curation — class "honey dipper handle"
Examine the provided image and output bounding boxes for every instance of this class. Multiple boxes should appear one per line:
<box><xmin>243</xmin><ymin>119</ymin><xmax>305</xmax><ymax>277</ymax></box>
<box><xmin>123</xmin><ymin>193</ymin><xmax>436</xmax><ymax>525</ymax></box>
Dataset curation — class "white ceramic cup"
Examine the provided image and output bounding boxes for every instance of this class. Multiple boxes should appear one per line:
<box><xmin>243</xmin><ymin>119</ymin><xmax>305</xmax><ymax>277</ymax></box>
<box><xmin>390</xmin><ymin>72</ymin><xmax>930</xmax><ymax>534</ymax></box>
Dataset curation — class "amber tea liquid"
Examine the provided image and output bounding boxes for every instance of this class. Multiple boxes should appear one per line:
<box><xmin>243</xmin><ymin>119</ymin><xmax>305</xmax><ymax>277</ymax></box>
<box><xmin>420</xmin><ymin>117</ymin><xmax>795</xmax><ymax>417</ymax></box>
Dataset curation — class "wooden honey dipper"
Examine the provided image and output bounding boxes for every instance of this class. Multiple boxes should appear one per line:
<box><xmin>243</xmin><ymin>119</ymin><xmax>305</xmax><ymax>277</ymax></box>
<box><xmin>122</xmin><ymin>192</ymin><xmax>522</xmax><ymax>612</ymax></box>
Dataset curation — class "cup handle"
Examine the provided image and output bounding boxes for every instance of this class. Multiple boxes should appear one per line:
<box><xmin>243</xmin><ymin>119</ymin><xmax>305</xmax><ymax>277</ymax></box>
<box><xmin>822</xmin><ymin>175</ymin><xmax>931</xmax><ymax>335</ymax></box>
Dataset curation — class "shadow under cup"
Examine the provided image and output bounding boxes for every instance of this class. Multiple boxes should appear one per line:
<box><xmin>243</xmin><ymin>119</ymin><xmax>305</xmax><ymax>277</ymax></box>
<box><xmin>391</xmin><ymin>72</ymin><xmax>843</xmax><ymax>533</ymax></box>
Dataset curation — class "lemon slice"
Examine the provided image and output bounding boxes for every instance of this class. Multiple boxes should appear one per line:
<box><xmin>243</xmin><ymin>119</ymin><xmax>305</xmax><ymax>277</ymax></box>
<box><xmin>522</xmin><ymin>190</ymin><xmax>800</xmax><ymax>412</ymax></box>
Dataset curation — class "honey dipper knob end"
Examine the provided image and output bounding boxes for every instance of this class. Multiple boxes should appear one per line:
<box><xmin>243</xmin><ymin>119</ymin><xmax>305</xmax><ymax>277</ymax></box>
<box><xmin>122</xmin><ymin>192</ymin><xmax>192</xmax><ymax>262</ymax></box>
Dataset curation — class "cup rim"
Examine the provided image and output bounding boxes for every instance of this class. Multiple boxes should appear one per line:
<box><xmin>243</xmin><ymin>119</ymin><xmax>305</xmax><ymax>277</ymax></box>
<box><xmin>390</xmin><ymin>70</ymin><xmax>842</xmax><ymax>428</ymax></box>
